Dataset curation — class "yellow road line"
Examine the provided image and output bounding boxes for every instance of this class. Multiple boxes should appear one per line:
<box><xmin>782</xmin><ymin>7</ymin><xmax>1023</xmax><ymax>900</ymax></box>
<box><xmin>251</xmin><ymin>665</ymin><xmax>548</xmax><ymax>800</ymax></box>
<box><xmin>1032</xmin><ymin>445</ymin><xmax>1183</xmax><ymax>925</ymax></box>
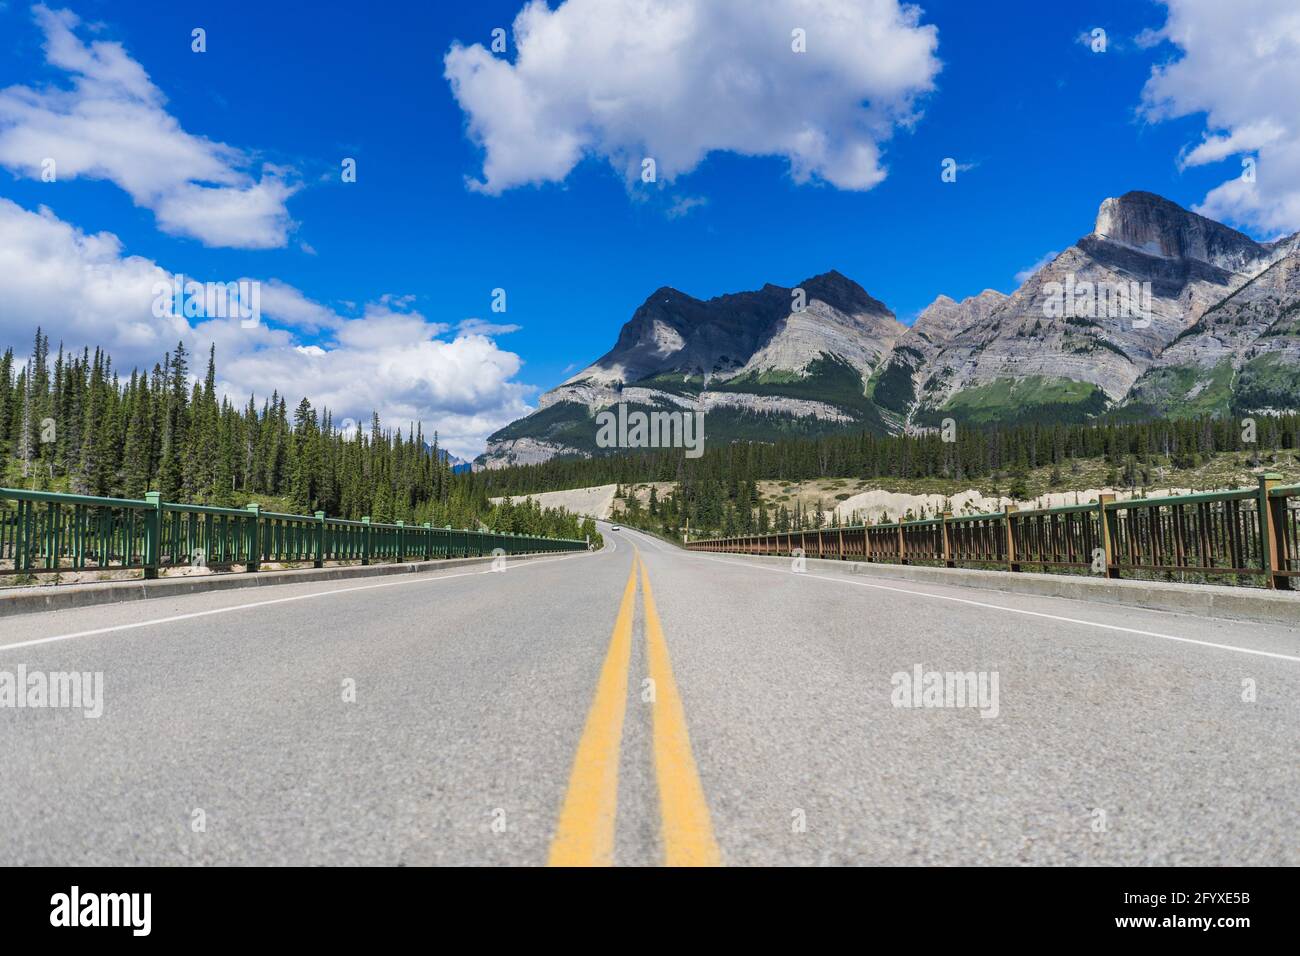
<box><xmin>639</xmin><ymin>558</ymin><xmax>722</xmax><ymax>867</ymax></box>
<box><xmin>547</xmin><ymin>552</ymin><xmax>640</xmax><ymax>866</ymax></box>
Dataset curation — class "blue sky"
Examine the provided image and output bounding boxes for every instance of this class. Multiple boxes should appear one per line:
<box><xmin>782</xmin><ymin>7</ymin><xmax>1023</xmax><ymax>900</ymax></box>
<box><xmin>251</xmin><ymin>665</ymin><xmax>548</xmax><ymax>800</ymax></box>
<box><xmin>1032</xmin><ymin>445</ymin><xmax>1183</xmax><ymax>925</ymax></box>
<box><xmin>1</xmin><ymin>0</ymin><xmax>1295</xmax><ymax>456</ymax></box>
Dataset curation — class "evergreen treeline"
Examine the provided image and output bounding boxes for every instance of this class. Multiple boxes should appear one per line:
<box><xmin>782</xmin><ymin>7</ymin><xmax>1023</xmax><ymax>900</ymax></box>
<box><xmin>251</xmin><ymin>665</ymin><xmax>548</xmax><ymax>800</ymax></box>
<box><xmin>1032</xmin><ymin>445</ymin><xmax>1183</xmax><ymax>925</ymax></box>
<box><xmin>0</xmin><ymin>330</ymin><xmax>598</xmax><ymax>544</ymax></box>
<box><xmin>6</xmin><ymin>326</ymin><xmax>1294</xmax><ymax>543</ymax></box>
<box><xmin>480</xmin><ymin>411</ymin><xmax>1300</xmax><ymax>496</ymax></box>
<box><xmin>477</xmin><ymin>409</ymin><xmax>1300</xmax><ymax>538</ymax></box>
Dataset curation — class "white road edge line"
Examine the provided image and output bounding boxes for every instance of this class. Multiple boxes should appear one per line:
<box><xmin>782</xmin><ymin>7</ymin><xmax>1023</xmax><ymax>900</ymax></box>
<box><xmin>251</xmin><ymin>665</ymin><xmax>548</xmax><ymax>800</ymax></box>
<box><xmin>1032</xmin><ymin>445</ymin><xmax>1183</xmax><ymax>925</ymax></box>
<box><xmin>0</xmin><ymin>550</ymin><xmax>598</xmax><ymax>654</ymax></box>
<box><xmin>691</xmin><ymin>553</ymin><xmax>1300</xmax><ymax>664</ymax></box>
<box><xmin>617</xmin><ymin>527</ymin><xmax>674</xmax><ymax>554</ymax></box>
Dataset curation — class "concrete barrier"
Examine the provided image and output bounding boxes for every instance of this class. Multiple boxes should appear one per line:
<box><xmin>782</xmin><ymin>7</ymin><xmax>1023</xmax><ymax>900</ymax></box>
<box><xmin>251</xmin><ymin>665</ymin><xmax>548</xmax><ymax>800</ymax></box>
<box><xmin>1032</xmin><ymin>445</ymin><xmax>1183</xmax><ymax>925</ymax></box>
<box><xmin>0</xmin><ymin>549</ymin><xmax>589</xmax><ymax>619</ymax></box>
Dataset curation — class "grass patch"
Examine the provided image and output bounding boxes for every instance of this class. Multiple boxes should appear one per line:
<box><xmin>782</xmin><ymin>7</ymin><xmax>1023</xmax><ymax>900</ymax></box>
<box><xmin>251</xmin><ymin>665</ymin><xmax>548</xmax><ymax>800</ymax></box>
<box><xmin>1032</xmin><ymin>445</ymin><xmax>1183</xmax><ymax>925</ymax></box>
<box><xmin>1118</xmin><ymin>361</ymin><xmax>1235</xmax><ymax>419</ymax></box>
<box><xmin>1235</xmin><ymin>353</ymin><xmax>1300</xmax><ymax>411</ymax></box>
<box><xmin>629</xmin><ymin>372</ymin><xmax>707</xmax><ymax>396</ymax></box>
<box><xmin>915</xmin><ymin>376</ymin><xmax>1108</xmax><ymax>427</ymax></box>
<box><xmin>712</xmin><ymin>352</ymin><xmax>883</xmax><ymax>424</ymax></box>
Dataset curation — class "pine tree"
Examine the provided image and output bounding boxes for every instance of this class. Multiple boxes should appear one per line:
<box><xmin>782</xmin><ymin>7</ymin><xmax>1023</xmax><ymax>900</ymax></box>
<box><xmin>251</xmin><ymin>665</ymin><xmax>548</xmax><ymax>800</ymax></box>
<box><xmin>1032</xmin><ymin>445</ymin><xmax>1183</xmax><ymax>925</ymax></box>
<box><xmin>156</xmin><ymin>343</ymin><xmax>189</xmax><ymax>500</ymax></box>
<box><xmin>122</xmin><ymin>371</ymin><xmax>152</xmax><ymax>498</ymax></box>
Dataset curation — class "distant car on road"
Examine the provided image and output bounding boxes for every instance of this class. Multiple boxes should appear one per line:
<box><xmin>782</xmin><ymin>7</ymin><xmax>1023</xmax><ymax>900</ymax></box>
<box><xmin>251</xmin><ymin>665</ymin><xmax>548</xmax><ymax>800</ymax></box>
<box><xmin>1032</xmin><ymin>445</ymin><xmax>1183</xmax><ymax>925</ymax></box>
<box><xmin>610</xmin><ymin>525</ymin><xmax>621</xmax><ymax>531</ymax></box>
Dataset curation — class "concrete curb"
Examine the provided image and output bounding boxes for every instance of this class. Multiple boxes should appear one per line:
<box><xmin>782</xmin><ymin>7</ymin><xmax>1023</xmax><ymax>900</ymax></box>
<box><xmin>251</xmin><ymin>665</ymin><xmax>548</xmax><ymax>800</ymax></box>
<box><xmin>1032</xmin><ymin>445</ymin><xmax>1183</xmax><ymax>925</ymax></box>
<box><xmin>0</xmin><ymin>550</ymin><xmax>589</xmax><ymax>619</ymax></box>
<box><xmin>699</xmin><ymin>552</ymin><xmax>1300</xmax><ymax>629</ymax></box>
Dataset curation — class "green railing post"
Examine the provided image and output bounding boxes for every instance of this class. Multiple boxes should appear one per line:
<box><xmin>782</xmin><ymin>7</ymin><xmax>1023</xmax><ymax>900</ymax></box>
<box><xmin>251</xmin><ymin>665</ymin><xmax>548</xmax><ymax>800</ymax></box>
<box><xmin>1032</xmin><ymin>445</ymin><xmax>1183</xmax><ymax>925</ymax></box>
<box><xmin>395</xmin><ymin>520</ymin><xmax>405</xmax><ymax>562</ymax></box>
<box><xmin>1271</xmin><ymin>486</ymin><xmax>1294</xmax><ymax>590</ymax></box>
<box><xmin>941</xmin><ymin>511</ymin><xmax>954</xmax><ymax>568</ymax></box>
<box><xmin>422</xmin><ymin>522</ymin><xmax>432</xmax><ymax>562</ymax></box>
<box><xmin>1259</xmin><ymin>473</ymin><xmax>1288</xmax><ymax>589</ymax></box>
<box><xmin>1097</xmin><ymin>493</ymin><xmax>1119</xmax><ymax>578</ymax></box>
<box><xmin>314</xmin><ymin>511</ymin><xmax>326</xmax><ymax>568</ymax></box>
<box><xmin>14</xmin><ymin>499</ymin><xmax>28</xmax><ymax>573</ymax></box>
<box><xmin>143</xmin><ymin>491</ymin><xmax>162</xmax><ymax>579</ymax></box>
<box><xmin>245</xmin><ymin>503</ymin><xmax>261</xmax><ymax>572</ymax></box>
<box><xmin>362</xmin><ymin>516</ymin><xmax>372</xmax><ymax>565</ymax></box>
<box><xmin>1004</xmin><ymin>505</ymin><xmax>1019</xmax><ymax>572</ymax></box>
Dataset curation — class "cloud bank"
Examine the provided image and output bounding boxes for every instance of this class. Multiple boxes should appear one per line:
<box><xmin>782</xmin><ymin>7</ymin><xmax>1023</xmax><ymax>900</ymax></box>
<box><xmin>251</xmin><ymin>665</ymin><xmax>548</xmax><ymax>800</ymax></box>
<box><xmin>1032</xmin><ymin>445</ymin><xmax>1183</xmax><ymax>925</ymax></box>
<box><xmin>0</xmin><ymin>5</ymin><xmax>297</xmax><ymax>248</ymax></box>
<box><xmin>1140</xmin><ymin>0</ymin><xmax>1300</xmax><ymax>235</ymax></box>
<box><xmin>445</xmin><ymin>0</ymin><xmax>941</xmax><ymax>194</ymax></box>
<box><xmin>0</xmin><ymin>198</ymin><xmax>533</xmax><ymax>458</ymax></box>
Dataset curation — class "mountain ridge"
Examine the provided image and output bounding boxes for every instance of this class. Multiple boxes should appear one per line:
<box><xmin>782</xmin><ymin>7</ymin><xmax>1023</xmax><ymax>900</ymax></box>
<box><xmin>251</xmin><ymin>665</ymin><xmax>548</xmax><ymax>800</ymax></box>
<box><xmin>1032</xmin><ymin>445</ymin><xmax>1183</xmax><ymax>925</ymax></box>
<box><xmin>480</xmin><ymin>192</ymin><xmax>1300</xmax><ymax>469</ymax></box>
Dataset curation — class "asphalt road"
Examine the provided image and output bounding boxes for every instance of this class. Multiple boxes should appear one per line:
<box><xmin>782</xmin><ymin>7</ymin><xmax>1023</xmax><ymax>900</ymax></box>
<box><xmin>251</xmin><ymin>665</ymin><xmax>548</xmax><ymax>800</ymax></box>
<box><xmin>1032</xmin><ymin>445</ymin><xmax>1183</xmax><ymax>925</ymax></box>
<box><xmin>1</xmin><ymin>524</ymin><xmax>1297</xmax><ymax>866</ymax></box>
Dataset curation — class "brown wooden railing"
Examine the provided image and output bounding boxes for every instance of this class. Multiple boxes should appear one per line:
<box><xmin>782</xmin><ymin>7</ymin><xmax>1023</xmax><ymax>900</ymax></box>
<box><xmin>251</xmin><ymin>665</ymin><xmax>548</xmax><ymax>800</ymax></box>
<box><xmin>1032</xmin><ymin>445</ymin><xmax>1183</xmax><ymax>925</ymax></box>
<box><xmin>686</xmin><ymin>474</ymin><xmax>1297</xmax><ymax>590</ymax></box>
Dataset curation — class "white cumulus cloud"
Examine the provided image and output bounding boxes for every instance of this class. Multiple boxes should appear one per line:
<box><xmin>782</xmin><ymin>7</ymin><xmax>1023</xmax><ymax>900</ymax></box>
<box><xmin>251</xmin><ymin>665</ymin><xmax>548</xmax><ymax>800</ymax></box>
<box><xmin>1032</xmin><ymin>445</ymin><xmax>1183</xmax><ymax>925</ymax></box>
<box><xmin>1140</xmin><ymin>0</ymin><xmax>1300</xmax><ymax>236</ymax></box>
<box><xmin>0</xmin><ymin>197</ymin><xmax>534</xmax><ymax>458</ymax></box>
<box><xmin>444</xmin><ymin>0</ymin><xmax>941</xmax><ymax>194</ymax></box>
<box><xmin>0</xmin><ymin>5</ymin><xmax>298</xmax><ymax>248</ymax></box>
<box><xmin>458</xmin><ymin>318</ymin><xmax>522</xmax><ymax>336</ymax></box>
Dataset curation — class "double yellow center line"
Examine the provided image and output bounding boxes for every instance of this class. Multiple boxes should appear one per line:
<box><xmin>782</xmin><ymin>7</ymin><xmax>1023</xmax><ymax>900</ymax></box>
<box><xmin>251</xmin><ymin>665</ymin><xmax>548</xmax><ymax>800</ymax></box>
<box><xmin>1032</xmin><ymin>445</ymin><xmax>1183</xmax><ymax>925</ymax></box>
<box><xmin>548</xmin><ymin>548</ymin><xmax>721</xmax><ymax>867</ymax></box>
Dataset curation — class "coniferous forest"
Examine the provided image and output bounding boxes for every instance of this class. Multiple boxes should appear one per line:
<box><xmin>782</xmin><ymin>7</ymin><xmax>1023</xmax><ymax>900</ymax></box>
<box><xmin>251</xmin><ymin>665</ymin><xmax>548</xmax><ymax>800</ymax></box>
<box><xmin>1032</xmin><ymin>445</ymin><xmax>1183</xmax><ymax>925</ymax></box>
<box><xmin>481</xmin><ymin>409</ymin><xmax>1300</xmax><ymax>496</ymax></box>
<box><xmin>5</xmin><ymin>328</ymin><xmax>1298</xmax><ymax>543</ymax></box>
<box><xmin>476</xmin><ymin>403</ymin><xmax>1300</xmax><ymax>538</ymax></box>
<box><xmin>0</xmin><ymin>330</ymin><xmax>598</xmax><ymax>543</ymax></box>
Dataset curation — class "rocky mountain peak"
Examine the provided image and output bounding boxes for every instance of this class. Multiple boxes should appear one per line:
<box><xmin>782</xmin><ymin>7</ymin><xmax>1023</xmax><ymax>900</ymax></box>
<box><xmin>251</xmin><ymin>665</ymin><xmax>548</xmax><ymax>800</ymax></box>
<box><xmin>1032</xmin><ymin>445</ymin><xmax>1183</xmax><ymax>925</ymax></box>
<box><xmin>912</xmin><ymin>289</ymin><xmax>1005</xmax><ymax>336</ymax></box>
<box><xmin>640</xmin><ymin>286</ymin><xmax>696</xmax><ymax>310</ymax></box>
<box><xmin>800</xmin><ymin>269</ymin><xmax>893</xmax><ymax>317</ymax></box>
<box><xmin>915</xmin><ymin>287</ymin><xmax>1003</xmax><ymax>325</ymax></box>
<box><xmin>1092</xmin><ymin>190</ymin><xmax>1266</xmax><ymax>272</ymax></box>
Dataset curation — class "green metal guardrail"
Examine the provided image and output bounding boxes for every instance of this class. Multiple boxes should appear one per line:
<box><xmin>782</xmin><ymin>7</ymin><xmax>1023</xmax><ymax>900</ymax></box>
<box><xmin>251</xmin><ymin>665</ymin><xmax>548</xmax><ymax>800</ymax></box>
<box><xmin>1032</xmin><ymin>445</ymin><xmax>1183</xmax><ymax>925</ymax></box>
<box><xmin>0</xmin><ymin>488</ymin><xmax>587</xmax><ymax>580</ymax></box>
<box><xmin>687</xmin><ymin>473</ymin><xmax>1298</xmax><ymax>590</ymax></box>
